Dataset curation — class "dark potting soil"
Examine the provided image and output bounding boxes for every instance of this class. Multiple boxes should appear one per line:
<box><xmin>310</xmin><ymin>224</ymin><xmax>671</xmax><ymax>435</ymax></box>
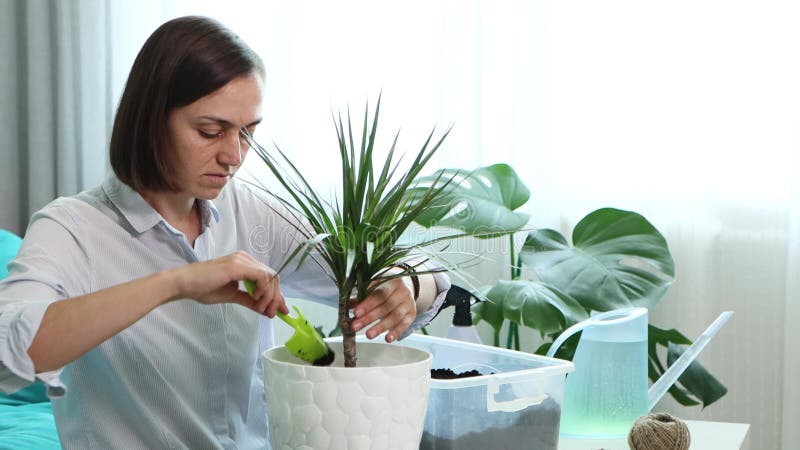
<box><xmin>419</xmin><ymin>395</ymin><xmax>562</xmax><ymax>450</ymax></box>
<box><xmin>430</xmin><ymin>368</ymin><xmax>484</xmax><ymax>379</ymax></box>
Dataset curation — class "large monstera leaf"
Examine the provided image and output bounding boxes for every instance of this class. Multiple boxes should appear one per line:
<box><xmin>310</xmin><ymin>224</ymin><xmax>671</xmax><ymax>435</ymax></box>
<box><xmin>475</xmin><ymin>280</ymin><xmax>589</xmax><ymax>335</ymax></box>
<box><xmin>519</xmin><ymin>208</ymin><xmax>675</xmax><ymax>311</ymax></box>
<box><xmin>412</xmin><ymin>163</ymin><xmax>530</xmax><ymax>235</ymax></box>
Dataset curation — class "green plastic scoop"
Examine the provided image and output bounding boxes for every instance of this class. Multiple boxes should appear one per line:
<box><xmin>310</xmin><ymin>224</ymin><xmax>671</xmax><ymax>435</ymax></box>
<box><xmin>244</xmin><ymin>280</ymin><xmax>335</xmax><ymax>366</ymax></box>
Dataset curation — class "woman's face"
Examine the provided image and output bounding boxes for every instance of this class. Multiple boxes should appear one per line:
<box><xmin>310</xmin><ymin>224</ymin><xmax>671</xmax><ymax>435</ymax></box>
<box><xmin>166</xmin><ymin>73</ymin><xmax>264</xmax><ymax>199</ymax></box>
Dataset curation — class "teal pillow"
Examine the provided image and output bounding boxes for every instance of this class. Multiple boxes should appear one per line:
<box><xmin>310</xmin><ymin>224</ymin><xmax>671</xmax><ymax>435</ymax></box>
<box><xmin>0</xmin><ymin>382</ymin><xmax>48</xmax><ymax>406</ymax></box>
<box><xmin>0</xmin><ymin>401</ymin><xmax>60</xmax><ymax>450</ymax></box>
<box><xmin>0</xmin><ymin>229</ymin><xmax>22</xmax><ymax>279</ymax></box>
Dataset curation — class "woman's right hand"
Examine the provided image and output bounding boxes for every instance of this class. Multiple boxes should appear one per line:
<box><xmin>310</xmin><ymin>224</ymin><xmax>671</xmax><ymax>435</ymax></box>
<box><xmin>169</xmin><ymin>251</ymin><xmax>288</xmax><ymax>318</ymax></box>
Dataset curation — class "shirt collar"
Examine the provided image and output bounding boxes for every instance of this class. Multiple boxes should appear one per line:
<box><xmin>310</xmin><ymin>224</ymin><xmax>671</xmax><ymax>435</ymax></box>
<box><xmin>198</xmin><ymin>198</ymin><xmax>220</xmax><ymax>228</ymax></box>
<box><xmin>103</xmin><ymin>175</ymin><xmax>221</xmax><ymax>234</ymax></box>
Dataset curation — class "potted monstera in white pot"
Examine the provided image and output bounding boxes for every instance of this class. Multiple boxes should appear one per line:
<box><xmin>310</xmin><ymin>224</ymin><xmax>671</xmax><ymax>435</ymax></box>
<box><xmin>243</xmin><ymin>98</ymin><xmax>516</xmax><ymax>449</ymax></box>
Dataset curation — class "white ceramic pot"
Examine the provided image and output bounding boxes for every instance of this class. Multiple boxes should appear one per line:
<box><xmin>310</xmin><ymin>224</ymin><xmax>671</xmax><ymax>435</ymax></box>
<box><xmin>262</xmin><ymin>341</ymin><xmax>432</xmax><ymax>450</ymax></box>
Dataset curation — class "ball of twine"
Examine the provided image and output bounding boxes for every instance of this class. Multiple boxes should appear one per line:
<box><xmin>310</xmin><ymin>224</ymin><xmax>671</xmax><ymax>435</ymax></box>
<box><xmin>628</xmin><ymin>413</ymin><xmax>691</xmax><ymax>450</ymax></box>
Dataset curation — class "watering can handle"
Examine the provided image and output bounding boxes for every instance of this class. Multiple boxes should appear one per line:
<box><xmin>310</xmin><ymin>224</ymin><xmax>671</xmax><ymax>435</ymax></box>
<box><xmin>545</xmin><ymin>309</ymin><xmax>642</xmax><ymax>358</ymax></box>
<box><xmin>545</xmin><ymin>319</ymin><xmax>592</xmax><ymax>358</ymax></box>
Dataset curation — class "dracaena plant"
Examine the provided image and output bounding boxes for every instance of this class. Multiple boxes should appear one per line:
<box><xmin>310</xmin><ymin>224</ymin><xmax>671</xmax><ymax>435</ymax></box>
<box><xmin>241</xmin><ymin>96</ymin><xmax>518</xmax><ymax>368</ymax></box>
<box><xmin>413</xmin><ymin>164</ymin><xmax>727</xmax><ymax>408</ymax></box>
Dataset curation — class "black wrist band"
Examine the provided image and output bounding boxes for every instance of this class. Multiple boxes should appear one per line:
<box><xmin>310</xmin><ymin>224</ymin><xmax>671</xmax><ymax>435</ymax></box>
<box><xmin>392</xmin><ymin>262</ymin><xmax>420</xmax><ymax>301</ymax></box>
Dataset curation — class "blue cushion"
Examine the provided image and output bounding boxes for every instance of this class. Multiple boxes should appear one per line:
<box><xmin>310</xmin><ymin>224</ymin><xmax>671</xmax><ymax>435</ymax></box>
<box><xmin>0</xmin><ymin>402</ymin><xmax>60</xmax><ymax>450</ymax></box>
<box><xmin>0</xmin><ymin>382</ymin><xmax>48</xmax><ymax>406</ymax></box>
<box><xmin>0</xmin><ymin>229</ymin><xmax>22</xmax><ymax>279</ymax></box>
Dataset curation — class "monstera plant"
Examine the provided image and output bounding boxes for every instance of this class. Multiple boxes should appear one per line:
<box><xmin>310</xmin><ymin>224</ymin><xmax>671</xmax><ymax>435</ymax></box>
<box><xmin>413</xmin><ymin>163</ymin><xmax>727</xmax><ymax>408</ymax></box>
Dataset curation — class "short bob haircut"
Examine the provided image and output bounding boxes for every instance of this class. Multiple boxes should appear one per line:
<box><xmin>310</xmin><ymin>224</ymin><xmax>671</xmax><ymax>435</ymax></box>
<box><xmin>110</xmin><ymin>16</ymin><xmax>265</xmax><ymax>193</ymax></box>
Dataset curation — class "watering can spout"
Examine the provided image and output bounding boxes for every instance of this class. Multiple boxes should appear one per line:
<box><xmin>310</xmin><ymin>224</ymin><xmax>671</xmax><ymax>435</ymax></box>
<box><xmin>646</xmin><ymin>311</ymin><xmax>734</xmax><ymax>411</ymax></box>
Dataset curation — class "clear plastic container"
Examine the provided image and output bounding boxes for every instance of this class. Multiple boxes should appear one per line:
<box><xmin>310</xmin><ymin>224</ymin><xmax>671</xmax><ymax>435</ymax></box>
<box><xmin>397</xmin><ymin>334</ymin><xmax>574</xmax><ymax>450</ymax></box>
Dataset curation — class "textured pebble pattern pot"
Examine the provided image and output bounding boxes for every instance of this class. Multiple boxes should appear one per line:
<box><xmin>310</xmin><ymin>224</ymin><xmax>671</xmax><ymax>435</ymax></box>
<box><xmin>263</xmin><ymin>341</ymin><xmax>432</xmax><ymax>450</ymax></box>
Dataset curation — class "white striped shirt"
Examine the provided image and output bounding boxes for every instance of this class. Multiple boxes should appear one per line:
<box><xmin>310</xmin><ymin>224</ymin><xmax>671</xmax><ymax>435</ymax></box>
<box><xmin>0</xmin><ymin>175</ymin><xmax>449</xmax><ymax>449</ymax></box>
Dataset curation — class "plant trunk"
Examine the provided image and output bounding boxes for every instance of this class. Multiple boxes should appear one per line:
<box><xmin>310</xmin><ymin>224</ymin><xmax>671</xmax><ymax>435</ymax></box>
<box><xmin>339</xmin><ymin>291</ymin><xmax>357</xmax><ymax>367</ymax></box>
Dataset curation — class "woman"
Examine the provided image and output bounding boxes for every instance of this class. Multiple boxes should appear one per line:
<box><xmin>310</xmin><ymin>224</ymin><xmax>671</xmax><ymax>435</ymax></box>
<box><xmin>0</xmin><ymin>16</ymin><xmax>449</xmax><ymax>449</ymax></box>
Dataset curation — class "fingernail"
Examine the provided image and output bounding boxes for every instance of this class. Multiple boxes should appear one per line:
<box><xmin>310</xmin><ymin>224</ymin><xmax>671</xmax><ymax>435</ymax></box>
<box><xmin>352</xmin><ymin>322</ymin><xmax>362</xmax><ymax>331</ymax></box>
<box><xmin>354</xmin><ymin>309</ymin><xmax>363</xmax><ymax>318</ymax></box>
<box><xmin>386</xmin><ymin>334</ymin><xmax>395</xmax><ymax>342</ymax></box>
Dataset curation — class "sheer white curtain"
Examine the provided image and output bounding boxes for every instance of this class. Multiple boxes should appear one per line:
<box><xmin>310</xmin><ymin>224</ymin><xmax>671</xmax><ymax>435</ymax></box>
<box><xmin>784</xmin><ymin>196</ymin><xmax>800</xmax><ymax>447</ymax></box>
<box><xmin>541</xmin><ymin>4</ymin><xmax>798</xmax><ymax>450</ymax></box>
<box><xmin>5</xmin><ymin>0</ymin><xmax>797</xmax><ymax>448</ymax></box>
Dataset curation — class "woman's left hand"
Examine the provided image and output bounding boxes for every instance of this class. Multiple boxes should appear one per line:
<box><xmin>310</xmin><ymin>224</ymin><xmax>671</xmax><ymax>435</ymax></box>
<box><xmin>350</xmin><ymin>277</ymin><xmax>416</xmax><ymax>342</ymax></box>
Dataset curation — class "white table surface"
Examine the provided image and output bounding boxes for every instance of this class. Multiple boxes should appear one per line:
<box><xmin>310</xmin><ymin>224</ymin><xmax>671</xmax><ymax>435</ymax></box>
<box><xmin>558</xmin><ymin>420</ymin><xmax>750</xmax><ymax>450</ymax></box>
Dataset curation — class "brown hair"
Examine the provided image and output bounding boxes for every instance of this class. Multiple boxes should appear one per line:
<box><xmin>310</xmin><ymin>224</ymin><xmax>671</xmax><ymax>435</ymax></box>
<box><xmin>109</xmin><ymin>16</ymin><xmax>265</xmax><ymax>192</ymax></box>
